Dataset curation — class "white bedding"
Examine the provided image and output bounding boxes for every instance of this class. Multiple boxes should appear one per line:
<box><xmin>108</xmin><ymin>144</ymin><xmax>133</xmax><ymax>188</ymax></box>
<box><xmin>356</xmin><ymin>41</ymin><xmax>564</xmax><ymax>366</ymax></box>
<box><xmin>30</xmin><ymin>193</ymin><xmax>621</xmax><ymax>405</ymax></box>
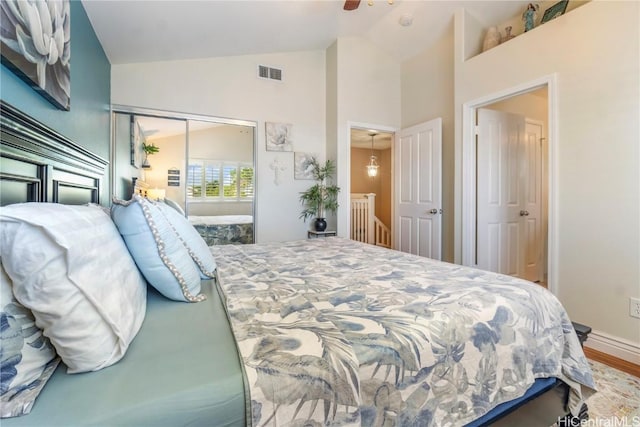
<box><xmin>188</xmin><ymin>215</ymin><xmax>253</xmax><ymax>226</ymax></box>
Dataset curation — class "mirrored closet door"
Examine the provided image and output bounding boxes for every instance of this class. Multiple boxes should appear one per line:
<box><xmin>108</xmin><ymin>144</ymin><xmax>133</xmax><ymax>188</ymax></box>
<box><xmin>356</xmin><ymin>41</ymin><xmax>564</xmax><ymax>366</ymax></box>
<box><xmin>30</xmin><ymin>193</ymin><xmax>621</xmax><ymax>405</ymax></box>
<box><xmin>111</xmin><ymin>108</ymin><xmax>256</xmax><ymax>244</ymax></box>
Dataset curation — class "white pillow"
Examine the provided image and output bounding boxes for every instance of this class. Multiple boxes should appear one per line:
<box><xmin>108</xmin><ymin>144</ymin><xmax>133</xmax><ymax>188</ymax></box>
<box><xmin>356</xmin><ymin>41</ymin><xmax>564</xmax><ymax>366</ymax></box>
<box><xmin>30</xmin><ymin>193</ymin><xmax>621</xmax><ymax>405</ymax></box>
<box><xmin>0</xmin><ymin>264</ymin><xmax>60</xmax><ymax>418</ymax></box>
<box><xmin>0</xmin><ymin>203</ymin><xmax>147</xmax><ymax>374</ymax></box>
<box><xmin>111</xmin><ymin>195</ymin><xmax>206</xmax><ymax>302</ymax></box>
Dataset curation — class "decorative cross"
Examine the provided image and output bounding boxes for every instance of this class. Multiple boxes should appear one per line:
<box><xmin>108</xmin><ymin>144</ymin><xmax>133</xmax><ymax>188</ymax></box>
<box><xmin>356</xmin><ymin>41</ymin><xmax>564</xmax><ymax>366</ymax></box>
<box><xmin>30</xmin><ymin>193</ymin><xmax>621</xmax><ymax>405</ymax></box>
<box><xmin>269</xmin><ymin>157</ymin><xmax>287</xmax><ymax>186</ymax></box>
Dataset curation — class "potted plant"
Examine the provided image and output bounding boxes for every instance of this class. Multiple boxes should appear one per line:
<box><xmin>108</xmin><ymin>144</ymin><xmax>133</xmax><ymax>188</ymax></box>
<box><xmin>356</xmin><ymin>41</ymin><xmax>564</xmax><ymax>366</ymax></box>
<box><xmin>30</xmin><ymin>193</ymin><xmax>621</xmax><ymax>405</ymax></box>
<box><xmin>299</xmin><ymin>157</ymin><xmax>340</xmax><ymax>232</ymax></box>
<box><xmin>141</xmin><ymin>142</ymin><xmax>159</xmax><ymax>168</ymax></box>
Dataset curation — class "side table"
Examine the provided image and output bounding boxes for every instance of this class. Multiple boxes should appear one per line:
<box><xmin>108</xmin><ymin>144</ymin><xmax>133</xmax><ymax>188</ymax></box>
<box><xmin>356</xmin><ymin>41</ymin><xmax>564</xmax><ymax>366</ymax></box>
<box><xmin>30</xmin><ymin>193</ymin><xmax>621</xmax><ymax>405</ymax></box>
<box><xmin>307</xmin><ymin>230</ymin><xmax>337</xmax><ymax>239</ymax></box>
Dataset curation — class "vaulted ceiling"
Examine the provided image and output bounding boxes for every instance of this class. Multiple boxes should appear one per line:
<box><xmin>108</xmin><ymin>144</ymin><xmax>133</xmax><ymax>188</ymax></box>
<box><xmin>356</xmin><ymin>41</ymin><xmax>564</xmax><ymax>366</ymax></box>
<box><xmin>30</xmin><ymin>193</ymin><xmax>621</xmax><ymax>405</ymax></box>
<box><xmin>82</xmin><ymin>0</ymin><xmax>531</xmax><ymax>64</ymax></box>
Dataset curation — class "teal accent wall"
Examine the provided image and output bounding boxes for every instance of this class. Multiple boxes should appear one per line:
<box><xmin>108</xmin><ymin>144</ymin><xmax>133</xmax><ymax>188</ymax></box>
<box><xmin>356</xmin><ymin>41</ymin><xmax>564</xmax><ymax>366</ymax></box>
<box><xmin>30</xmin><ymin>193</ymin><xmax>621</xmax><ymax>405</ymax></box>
<box><xmin>0</xmin><ymin>1</ymin><xmax>111</xmax><ymax>160</ymax></box>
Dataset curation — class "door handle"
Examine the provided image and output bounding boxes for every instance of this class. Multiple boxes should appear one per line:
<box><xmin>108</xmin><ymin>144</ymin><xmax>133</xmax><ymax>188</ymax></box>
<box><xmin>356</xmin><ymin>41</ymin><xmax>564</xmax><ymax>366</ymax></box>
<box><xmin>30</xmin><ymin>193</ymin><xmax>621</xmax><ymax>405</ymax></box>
<box><xmin>519</xmin><ymin>210</ymin><xmax>530</xmax><ymax>216</ymax></box>
<box><xmin>428</xmin><ymin>209</ymin><xmax>438</xmax><ymax>214</ymax></box>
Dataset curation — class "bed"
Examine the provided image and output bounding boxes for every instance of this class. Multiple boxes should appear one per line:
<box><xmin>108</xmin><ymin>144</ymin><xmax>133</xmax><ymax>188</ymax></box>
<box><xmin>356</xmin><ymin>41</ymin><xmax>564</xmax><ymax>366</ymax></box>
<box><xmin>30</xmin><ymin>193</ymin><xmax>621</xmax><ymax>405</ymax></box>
<box><xmin>189</xmin><ymin>214</ymin><xmax>254</xmax><ymax>245</ymax></box>
<box><xmin>211</xmin><ymin>239</ymin><xmax>595</xmax><ymax>426</ymax></box>
<box><xmin>0</xmin><ymin>100</ymin><xmax>594</xmax><ymax>426</ymax></box>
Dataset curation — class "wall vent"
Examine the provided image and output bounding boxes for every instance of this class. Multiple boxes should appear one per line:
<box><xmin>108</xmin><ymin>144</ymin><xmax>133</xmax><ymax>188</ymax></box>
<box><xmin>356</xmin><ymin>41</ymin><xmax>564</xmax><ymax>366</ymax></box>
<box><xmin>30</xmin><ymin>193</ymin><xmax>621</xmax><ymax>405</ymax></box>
<box><xmin>258</xmin><ymin>65</ymin><xmax>269</xmax><ymax>79</ymax></box>
<box><xmin>269</xmin><ymin>67</ymin><xmax>282</xmax><ymax>81</ymax></box>
<box><xmin>258</xmin><ymin>65</ymin><xmax>283</xmax><ymax>81</ymax></box>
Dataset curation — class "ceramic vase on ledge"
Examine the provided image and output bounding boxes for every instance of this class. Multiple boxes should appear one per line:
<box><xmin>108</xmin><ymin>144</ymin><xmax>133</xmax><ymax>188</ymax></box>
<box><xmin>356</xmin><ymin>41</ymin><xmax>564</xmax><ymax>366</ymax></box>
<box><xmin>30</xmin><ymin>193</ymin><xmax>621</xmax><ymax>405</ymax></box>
<box><xmin>314</xmin><ymin>218</ymin><xmax>327</xmax><ymax>232</ymax></box>
<box><xmin>482</xmin><ymin>26</ymin><xmax>502</xmax><ymax>52</ymax></box>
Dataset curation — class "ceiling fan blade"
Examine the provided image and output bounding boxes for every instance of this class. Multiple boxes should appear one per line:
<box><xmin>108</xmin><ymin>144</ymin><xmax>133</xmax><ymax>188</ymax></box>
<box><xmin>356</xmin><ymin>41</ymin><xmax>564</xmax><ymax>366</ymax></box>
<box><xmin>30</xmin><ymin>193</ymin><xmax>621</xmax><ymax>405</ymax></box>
<box><xmin>343</xmin><ymin>0</ymin><xmax>361</xmax><ymax>11</ymax></box>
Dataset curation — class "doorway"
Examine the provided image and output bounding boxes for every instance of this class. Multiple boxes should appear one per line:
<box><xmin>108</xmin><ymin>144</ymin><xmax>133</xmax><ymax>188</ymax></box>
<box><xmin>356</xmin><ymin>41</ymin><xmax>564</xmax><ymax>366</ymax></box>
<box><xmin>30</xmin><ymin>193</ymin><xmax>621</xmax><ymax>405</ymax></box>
<box><xmin>462</xmin><ymin>76</ymin><xmax>557</xmax><ymax>292</ymax></box>
<box><xmin>349</xmin><ymin>128</ymin><xmax>393</xmax><ymax>247</ymax></box>
<box><xmin>342</xmin><ymin>122</ymin><xmax>396</xmax><ymax>246</ymax></box>
<box><xmin>476</xmin><ymin>102</ymin><xmax>547</xmax><ymax>284</ymax></box>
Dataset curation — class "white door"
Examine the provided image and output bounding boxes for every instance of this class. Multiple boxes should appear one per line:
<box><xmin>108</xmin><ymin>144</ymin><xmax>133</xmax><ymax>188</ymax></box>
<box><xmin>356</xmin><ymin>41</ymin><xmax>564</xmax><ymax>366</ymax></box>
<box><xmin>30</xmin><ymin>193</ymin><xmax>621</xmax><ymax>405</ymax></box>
<box><xmin>522</xmin><ymin>120</ymin><xmax>544</xmax><ymax>281</ymax></box>
<box><xmin>395</xmin><ymin>118</ymin><xmax>442</xmax><ymax>260</ymax></box>
<box><xmin>477</xmin><ymin>109</ymin><xmax>544</xmax><ymax>280</ymax></box>
<box><xmin>477</xmin><ymin>109</ymin><xmax>525</xmax><ymax>276</ymax></box>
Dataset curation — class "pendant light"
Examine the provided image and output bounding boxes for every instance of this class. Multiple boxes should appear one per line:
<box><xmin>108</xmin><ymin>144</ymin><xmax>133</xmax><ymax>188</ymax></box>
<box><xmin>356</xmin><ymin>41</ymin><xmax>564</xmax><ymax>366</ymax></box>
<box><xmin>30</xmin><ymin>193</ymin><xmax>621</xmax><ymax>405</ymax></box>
<box><xmin>367</xmin><ymin>133</ymin><xmax>379</xmax><ymax>178</ymax></box>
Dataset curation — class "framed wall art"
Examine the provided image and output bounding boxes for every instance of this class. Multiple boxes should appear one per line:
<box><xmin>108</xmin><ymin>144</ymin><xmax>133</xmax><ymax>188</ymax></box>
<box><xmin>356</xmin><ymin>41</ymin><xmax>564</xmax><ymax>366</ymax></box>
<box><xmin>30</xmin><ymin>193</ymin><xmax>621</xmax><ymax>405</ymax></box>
<box><xmin>130</xmin><ymin>117</ymin><xmax>143</xmax><ymax>168</ymax></box>
<box><xmin>294</xmin><ymin>152</ymin><xmax>316</xmax><ymax>180</ymax></box>
<box><xmin>0</xmin><ymin>0</ymin><xmax>71</xmax><ymax>110</ymax></box>
<box><xmin>265</xmin><ymin>122</ymin><xmax>292</xmax><ymax>152</ymax></box>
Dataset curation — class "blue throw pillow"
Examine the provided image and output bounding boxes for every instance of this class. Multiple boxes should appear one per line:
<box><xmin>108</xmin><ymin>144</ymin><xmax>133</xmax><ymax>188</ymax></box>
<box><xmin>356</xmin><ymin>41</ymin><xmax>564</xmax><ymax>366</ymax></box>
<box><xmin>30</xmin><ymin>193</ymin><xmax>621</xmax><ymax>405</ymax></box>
<box><xmin>156</xmin><ymin>202</ymin><xmax>216</xmax><ymax>279</ymax></box>
<box><xmin>162</xmin><ymin>198</ymin><xmax>186</xmax><ymax>216</ymax></box>
<box><xmin>111</xmin><ymin>195</ymin><xmax>206</xmax><ymax>303</ymax></box>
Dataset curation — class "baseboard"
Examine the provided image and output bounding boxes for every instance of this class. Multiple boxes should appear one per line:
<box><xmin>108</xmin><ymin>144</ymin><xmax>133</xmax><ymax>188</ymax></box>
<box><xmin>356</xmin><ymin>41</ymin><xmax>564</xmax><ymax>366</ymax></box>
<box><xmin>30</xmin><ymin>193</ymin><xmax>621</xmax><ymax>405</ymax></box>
<box><xmin>584</xmin><ymin>347</ymin><xmax>640</xmax><ymax>378</ymax></box>
<box><xmin>584</xmin><ymin>329</ymin><xmax>640</xmax><ymax>365</ymax></box>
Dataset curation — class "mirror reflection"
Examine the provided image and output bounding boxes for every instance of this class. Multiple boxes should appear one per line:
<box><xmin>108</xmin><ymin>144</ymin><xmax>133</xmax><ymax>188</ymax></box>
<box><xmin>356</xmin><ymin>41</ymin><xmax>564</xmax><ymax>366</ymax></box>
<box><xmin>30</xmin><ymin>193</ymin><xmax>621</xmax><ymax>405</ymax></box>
<box><xmin>184</xmin><ymin>120</ymin><xmax>255</xmax><ymax>245</ymax></box>
<box><xmin>112</xmin><ymin>111</ymin><xmax>256</xmax><ymax>245</ymax></box>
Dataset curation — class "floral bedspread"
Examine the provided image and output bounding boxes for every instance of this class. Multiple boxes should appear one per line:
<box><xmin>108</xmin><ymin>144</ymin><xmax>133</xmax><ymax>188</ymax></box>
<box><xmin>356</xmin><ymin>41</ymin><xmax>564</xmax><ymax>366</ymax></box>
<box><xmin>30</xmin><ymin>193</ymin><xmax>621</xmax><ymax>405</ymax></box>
<box><xmin>211</xmin><ymin>238</ymin><xmax>595</xmax><ymax>427</ymax></box>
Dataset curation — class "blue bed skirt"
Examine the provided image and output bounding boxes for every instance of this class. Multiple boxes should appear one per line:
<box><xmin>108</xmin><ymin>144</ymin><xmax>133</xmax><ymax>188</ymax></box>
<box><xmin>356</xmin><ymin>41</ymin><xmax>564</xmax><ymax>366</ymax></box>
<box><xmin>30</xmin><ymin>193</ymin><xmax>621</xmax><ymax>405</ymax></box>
<box><xmin>465</xmin><ymin>377</ymin><xmax>559</xmax><ymax>426</ymax></box>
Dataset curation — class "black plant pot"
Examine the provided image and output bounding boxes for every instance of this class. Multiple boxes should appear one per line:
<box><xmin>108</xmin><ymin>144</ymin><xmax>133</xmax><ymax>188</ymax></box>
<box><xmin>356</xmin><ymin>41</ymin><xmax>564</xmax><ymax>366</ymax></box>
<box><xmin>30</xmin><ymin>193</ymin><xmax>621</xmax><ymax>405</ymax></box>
<box><xmin>314</xmin><ymin>218</ymin><xmax>327</xmax><ymax>232</ymax></box>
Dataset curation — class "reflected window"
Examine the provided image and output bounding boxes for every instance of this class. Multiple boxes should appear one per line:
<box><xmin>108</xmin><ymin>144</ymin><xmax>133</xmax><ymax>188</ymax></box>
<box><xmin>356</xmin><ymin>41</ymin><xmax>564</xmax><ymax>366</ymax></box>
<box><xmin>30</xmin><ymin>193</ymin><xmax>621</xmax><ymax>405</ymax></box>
<box><xmin>188</xmin><ymin>159</ymin><xmax>253</xmax><ymax>202</ymax></box>
<box><xmin>187</xmin><ymin>163</ymin><xmax>202</xmax><ymax>197</ymax></box>
<box><xmin>205</xmin><ymin>165</ymin><xmax>220</xmax><ymax>197</ymax></box>
<box><xmin>239</xmin><ymin>165</ymin><xmax>254</xmax><ymax>198</ymax></box>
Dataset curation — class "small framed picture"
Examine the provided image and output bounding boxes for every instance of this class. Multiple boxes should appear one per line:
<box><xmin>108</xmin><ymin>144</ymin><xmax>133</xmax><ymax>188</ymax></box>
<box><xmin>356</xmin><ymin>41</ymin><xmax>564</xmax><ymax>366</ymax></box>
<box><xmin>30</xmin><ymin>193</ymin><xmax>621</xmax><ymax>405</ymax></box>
<box><xmin>541</xmin><ymin>0</ymin><xmax>569</xmax><ymax>24</ymax></box>
<box><xmin>265</xmin><ymin>122</ymin><xmax>293</xmax><ymax>152</ymax></box>
<box><xmin>294</xmin><ymin>152</ymin><xmax>316</xmax><ymax>180</ymax></box>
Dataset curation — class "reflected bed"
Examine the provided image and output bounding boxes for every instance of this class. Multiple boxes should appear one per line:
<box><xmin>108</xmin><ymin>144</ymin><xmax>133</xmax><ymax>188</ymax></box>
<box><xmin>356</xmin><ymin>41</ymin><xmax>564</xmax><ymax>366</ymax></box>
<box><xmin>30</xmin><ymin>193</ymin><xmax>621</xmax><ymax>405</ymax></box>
<box><xmin>189</xmin><ymin>214</ymin><xmax>254</xmax><ymax>245</ymax></box>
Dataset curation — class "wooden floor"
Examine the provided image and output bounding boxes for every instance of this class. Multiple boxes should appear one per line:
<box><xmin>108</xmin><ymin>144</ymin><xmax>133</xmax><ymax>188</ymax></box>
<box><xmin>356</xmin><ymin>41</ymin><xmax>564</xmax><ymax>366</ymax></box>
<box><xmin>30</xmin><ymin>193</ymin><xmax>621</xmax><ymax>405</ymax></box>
<box><xmin>584</xmin><ymin>347</ymin><xmax>640</xmax><ymax>378</ymax></box>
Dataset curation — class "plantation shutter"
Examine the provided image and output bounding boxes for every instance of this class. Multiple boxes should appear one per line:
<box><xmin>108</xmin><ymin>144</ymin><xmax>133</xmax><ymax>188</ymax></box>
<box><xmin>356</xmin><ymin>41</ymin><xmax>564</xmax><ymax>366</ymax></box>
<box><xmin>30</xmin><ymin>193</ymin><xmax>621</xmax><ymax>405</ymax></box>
<box><xmin>204</xmin><ymin>164</ymin><xmax>220</xmax><ymax>197</ymax></box>
<box><xmin>223</xmin><ymin>165</ymin><xmax>237</xmax><ymax>197</ymax></box>
<box><xmin>187</xmin><ymin>163</ymin><xmax>203</xmax><ymax>197</ymax></box>
<box><xmin>239</xmin><ymin>166</ymin><xmax>254</xmax><ymax>198</ymax></box>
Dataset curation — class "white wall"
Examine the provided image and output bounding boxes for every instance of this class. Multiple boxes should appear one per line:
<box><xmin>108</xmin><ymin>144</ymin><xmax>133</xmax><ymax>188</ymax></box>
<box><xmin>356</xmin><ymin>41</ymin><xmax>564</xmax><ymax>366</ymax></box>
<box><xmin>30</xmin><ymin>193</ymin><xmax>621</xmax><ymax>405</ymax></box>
<box><xmin>401</xmin><ymin>28</ymin><xmax>455</xmax><ymax>262</ymax></box>
<box><xmin>112</xmin><ymin>50</ymin><xmax>326</xmax><ymax>243</ymax></box>
<box><xmin>113</xmin><ymin>113</ymin><xmax>142</xmax><ymax>199</ymax></box>
<box><xmin>328</xmin><ymin>36</ymin><xmax>401</xmax><ymax>237</ymax></box>
<box><xmin>453</xmin><ymin>1</ymin><xmax>640</xmax><ymax>347</ymax></box>
<box><xmin>188</xmin><ymin>125</ymin><xmax>253</xmax><ymax>161</ymax></box>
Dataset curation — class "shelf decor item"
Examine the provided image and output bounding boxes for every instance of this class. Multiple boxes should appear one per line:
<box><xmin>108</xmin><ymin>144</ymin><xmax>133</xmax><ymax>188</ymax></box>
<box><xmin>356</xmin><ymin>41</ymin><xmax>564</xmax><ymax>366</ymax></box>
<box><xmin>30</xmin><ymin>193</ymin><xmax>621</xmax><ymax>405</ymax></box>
<box><xmin>522</xmin><ymin>3</ymin><xmax>540</xmax><ymax>32</ymax></box>
<box><xmin>299</xmin><ymin>158</ymin><xmax>340</xmax><ymax>232</ymax></box>
<box><xmin>541</xmin><ymin>0</ymin><xmax>569</xmax><ymax>24</ymax></box>
<box><xmin>503</xmin><ymin>26</ymin><xmax>515</xmax><ymax>42</ymax></box>
<box><xmin>482</xmin><ymin>26</ymin><xmax>502</xmax><ymax>51</ymax></box>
